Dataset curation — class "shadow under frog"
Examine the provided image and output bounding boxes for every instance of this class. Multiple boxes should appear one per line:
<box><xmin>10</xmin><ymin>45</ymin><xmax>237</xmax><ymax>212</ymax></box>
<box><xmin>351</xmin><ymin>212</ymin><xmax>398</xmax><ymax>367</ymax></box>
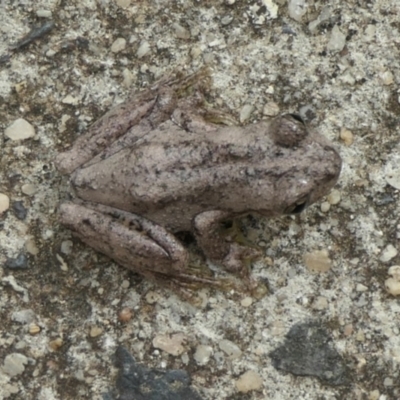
<box><xmin>55</xmin><ymin>69</ymin><xmax>342</xmax><ymax>296</ymax></box>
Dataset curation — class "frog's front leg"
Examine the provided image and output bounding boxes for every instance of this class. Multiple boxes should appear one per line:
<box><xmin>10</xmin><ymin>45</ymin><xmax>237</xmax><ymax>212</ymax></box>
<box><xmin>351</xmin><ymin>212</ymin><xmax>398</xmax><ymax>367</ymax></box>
<box><xmin>59</xmin><ymin>201</ymin><xmax>189</xmax><ymax>283</ymax></box>
<box><xmin>193</xmin><ymin>211</ymin><xmax>261</xmax><ymax>283</ymax></box>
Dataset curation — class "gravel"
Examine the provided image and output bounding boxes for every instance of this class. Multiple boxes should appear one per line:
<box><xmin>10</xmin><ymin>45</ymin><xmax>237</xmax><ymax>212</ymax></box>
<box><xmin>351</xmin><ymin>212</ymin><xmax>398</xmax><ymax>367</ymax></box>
<box><xmin>1</xmin><ymin>1</ymin><xmax>400</xmax><ymax>399</ymax></box>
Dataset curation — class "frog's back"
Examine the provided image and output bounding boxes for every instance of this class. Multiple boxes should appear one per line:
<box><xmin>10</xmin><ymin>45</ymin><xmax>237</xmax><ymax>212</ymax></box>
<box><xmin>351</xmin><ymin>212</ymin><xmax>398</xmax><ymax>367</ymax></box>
<box><xmin>72</xmin><ymin>118</ymin><xmax>341</xmax><ymax>232</ymax></box>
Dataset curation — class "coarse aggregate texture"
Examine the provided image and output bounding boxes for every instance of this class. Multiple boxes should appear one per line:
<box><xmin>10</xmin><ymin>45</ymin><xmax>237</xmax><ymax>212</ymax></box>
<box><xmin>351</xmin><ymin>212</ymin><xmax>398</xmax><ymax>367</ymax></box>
<box><xmin>1</xmin><ymin>1</ymin><xmax>400</xmax><ymax>399</ymax></box>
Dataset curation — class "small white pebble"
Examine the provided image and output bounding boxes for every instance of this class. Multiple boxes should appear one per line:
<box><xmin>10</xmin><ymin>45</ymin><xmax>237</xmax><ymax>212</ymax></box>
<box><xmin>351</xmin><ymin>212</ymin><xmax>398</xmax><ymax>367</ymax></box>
<box><xmin>235</xmin><ymin>370</ymin><xmax>263</xmax><ymax>393</ymax></box>
<box><xmin>385</xmin><ymin>278</ymin><xmax>400</xmax><ymax>296</ymax></box>
<box><xmin>111</xmin><ymin>37</ymin><xmax>126</xmax><ymax>53</ymax></box>
<box><xmin>380</xmin><ymin>244</ymin><xmax>398</xmax><ymax>263</ymax></box>
<box><xmin>380</xmin><ymin>70</ymin><xmax>394</xmax><ymax>85</ymax></box>
<box><xmin>136</xmin><ymin>41</ymin><xmax>151</xmax><ymax>58</ymax></box>
<box><xmin>0</xmin><ymin>193</ymin><xmax>10</xmax><ymax>213</ymax></box>
<box><xmin>303</xmin><ymin>249</ymin><xmax>332</xmax><ymax>273</ymax></box>
<box><xmin>356</xmin><ymin>283</ymin><xmax>368</xmax><ymax>292</ymax></box>
<box><xmin>21</xmin><ymin>184</ymin><xmax>36</xmax><ymax>196</ymax></box>
<box><xmin>262</xmin><ymin>101</ymin><xmax>280</xmax><ymax>116</ymax></box>
<box><xmin>172</xmin><ymin>23</ymin><xmax>190</xmax><ymax>40</ymax></box>
<box><xmin>36</xmin><ymin>9</ymin><xmax>52</xmax><ymax>18</ymax></box>
<box><xmin>121</xmin><ymin>279</ymin><xmax>130</xmax><ymax>289</ymax></box>
<box><xmin>340</xmin><ymin>127</ymin><xmax>353</xmax><ymax>146</ymax></box>
<box><xmin>327</xmin><ymin>25</ymin><xmax>346</xmax><ymax>52</ymax></box>
<box><xmin>288</xmin><ymin>0</ymin><xmax>307</xmax><ymax>22</ymax></box>
<box><xmin>320</xmin><ymin>201</ymin><xmax>330</xmax><ymax>213</ymax></box>
<box><xmin>62</xmin><ymin>95</ymin><xmax>79</xmax><ymax>105</ymax></box>
<box><xmin>25</xmin><ymin>238</ymin><xmax>39</xmax><ymax>256</ymax></box>
<box><xmin>194</xmin><ymin>345</ymin><xmax>213</xmax><ymax>365</ymax></box>
<box><xmin>388</xmin><ymin>265</ymin><xmax>400</xmax><ymax>279</ymax></box>
<box><xmin>327</xmin><ymin>189</ymin><xmax>341</xmax><ymax>205</ymax></box>
<box><xmin>153</xmin><ymin>333</ymin><xmax>186</xmax><ymax>356</ymax></box>
<box><xmin>115</xmin><ymin>0</ymin><xmax>131</xmax><ymax>7</ymax></box>
<box><xmin>386</xmin><ymin>170</ymin><xmax>400</xmax><ymax>190</ymax></box>
<box><xmin>241</xmin><ymin>297</ymin><xmax>253</xmax><ymax>307</ymax></box>
<box><xmin>60</xmin><ymin>240</ymin><xmax>73</xmax><ymax>255</ymax></box>
<box><xmin>239</xmin><ymin>104</ymin><xmax>254</xmax><ymax>123</ymax></box>
<box><xmin>5</xmin><ymin>119</ymin><xmax>35</xmax><ymax>141</ymax></box>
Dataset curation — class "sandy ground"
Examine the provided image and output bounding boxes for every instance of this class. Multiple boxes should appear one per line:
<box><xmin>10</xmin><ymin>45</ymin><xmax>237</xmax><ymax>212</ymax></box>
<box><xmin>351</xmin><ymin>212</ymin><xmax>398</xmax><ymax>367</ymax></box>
<box><xmin>1</xmin><ymin>1</ymin><xmax>400</xmax><ymax>399</ymax></box>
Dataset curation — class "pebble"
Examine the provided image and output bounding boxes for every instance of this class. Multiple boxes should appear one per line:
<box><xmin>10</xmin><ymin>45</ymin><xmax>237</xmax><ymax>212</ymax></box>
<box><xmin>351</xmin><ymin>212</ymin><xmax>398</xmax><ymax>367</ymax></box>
<box><xmin>303</xmin><ymin>249</ymin><xmax>332</xmax><ymax>273</ymax></box>
<box><xmin>122</xmin><ymin>68</ymin><xmax>134</xmax><ymax>88</ymax></box>
<box><xmin>340</xmin><ymin>127</ymin><xmax>354</xmax><ymax>146</ymax></box>
<box><xmin>60</xmin><ymin>240</ymin><xmax>73</xmax><ymax>255</ymax></box>
<box><xmin>218</xmin><ymin>339</ymin><xmax>242</xmax><ymax>359</ymax></box>
<box><xmin>320</xmin><ymin>201</ymin><xmax>330</xmax><ymax>213</ymax></box>
<box><xmin>386</xmin><ymin>170</ymin><xmax>400</xmax><ymax>190</ymax></box>
<box><xmin>111</xmin><ymin>37</ymin><xmax>126</xmax><ymax>53</ymax></box>
<box><xmin>121</xmin><ymin>279</ymin><xmax>130</xmax><ymax>289</ymax></box>
<box><xmin>89</xmin><ymin>326</ymin><xmax>103</xmax><ymax>338</ymax></box>
<box><xmin>12</xmin><ymin>309</ymin><xmax>36</xmax><ymax>324</ymax></box>
<box><xmin>29</xmin><ymin>323</ymin><xmax>41</xmax><ymax>335</ymax></box>
<box><xmin>12</xmin><ymin>200</ymin><xmax>27</xmax><ymax>219</ymax></box>
<box><xmin>343</xmin><ymin>324</ymin><xmax>353</xmax><ymax>336</ymax></box>
<box><xmin>172</xmin><ymin>23</ymin><xmax>190</xmax><ymax>40</ymax></box>
<box><xmin>385</xmin><ymin>266</ymin><xmax>400</xmax><ymax>296</ymax></box>
<box><xmin>356</xmin><ymin>330</ymin><xmax>365</xmax><ymax>342</ymax></box>
<box><xmin>0</xmin><ymin>193</ymin><xmax>10</xmax><ymax>213</ymax></box>
<box><xmin>3</xmin><ymin>353</ymin><xmax>29</xmax><ymax>377</ymax></box>
<box><xmin>115</xmin><ymin>0</ymin><xmax>131</xmax><ymax>7</ymax></box>
<box><xmin>136</xmin><ymin>40</ymin><xmax>151</xmax><ymax>58</ymax></box>
<box><xmin>21</xmin><ymin>183</ymin><xmax>37</xmax><ymax>196</ymax></box>
<box><xmin>5</xmin><ymin>118</ymin><xmax>35</xmax><ymax>140</ymax></box>
<box><xmin>356</xmin><ymin>283</ymin><xmax>368</xmax><ymax>292</ymax></box>
<box><xmin>36</xmin><ymin>9</ymin><xmax>52</xmax><ymax>18</ymax></box>
<box><xmin>118</xmin><ymin>307</ymin><xmax>133</xmax><ymax>323</ymax></box>
<box><xmin>262</xmin><ymin>101</ymin><xmax>280</xmax><ymax>116</ymax></box>
<box><xmin>380</xmin><ymin>244</ymin><xmax>398</xmax><ymax>263</ymax></box>
<box><xmin>264</xmin><ymin>0</ymin><xmax>278</xmax><ymax>19</ymax></box>
<box><xmin>384</xmin><ymin>377</ymin><xmax>393</xmax><ymax>387</ymax></box>
<box><xmin>327</xmin><ymin>189</ymin><xmax>341</xmax><ymax>205</ymax></box>
<box><xmin>145</xmin><ymin>290</ymin><xmax>160</xmax><ymax>304</ymax></box>
<box><xmin>235</xmin><ymin>370</ymin><xmax>263</xmax><ymax>393</ymax></box>
<box><xmin>152</xmin><ymin>333</ymin><xmax>186</xmax><ymax>356</ymax></box>
<box><xmin>327</xmin><ymin>25</ymin><xmax>346</xmax><ymax>52</ymax></box>
<box><xmin>239</xmin><ymin>104</ymin><xmax>254</xmax><ymax>123</ymax></box>
<box><xmin>5</xmin><ymin>253</ymin><xmax>29</xmax><ymax>269</ymax></box>
<box><xmin>379</xmin><ymin>70</ymin><xmax>394</xmax><ymax>85</ymax></box>
<box><xmin>368</xmin><ymin>390</ymin><xmax>380</xmax><ymax>400</ymax></box>
<box><xmin>241</xmin><ymin>296</ymin><xmax>253</xmax><ymax>307</ymax></box>
<box><xmin>288</xmin><ymin>0</ymin><xmax>307</xmax><ymax>22</ymax></box>
<box><xmin>194</xmin><ymin>344</ymin><xmax>213</xmax><ymax>365</ymax></box>
<box><xmin>221</xmin><ymin>15</ymin><xmax>234</xmax><ymax>26</ymax></box>
<box><xmin>49</xmin><ymin>338</ymin><xmax>63</xmax><ymax>351</ymax></box>
<box><xmin>62</xmin><ymin>95</ymin><xmax>79</xmax><ymax>105</ymax></box>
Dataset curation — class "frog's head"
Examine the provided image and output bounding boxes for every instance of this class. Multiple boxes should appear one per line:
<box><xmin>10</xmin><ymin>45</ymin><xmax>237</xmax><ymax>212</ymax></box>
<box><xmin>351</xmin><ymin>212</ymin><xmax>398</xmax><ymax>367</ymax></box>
<box><xmin>269</xmin><ymin>114</ymin><xmax>342</xmax><ymax>216</ymax></box>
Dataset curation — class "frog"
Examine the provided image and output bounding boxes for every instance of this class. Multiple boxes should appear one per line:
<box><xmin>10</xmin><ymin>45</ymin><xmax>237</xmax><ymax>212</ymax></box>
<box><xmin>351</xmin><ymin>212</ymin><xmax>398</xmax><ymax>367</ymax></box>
<box><xmin>55</xmin><ymin>69</ymin><xmax>342</xmax><ymax>296</ymax></box>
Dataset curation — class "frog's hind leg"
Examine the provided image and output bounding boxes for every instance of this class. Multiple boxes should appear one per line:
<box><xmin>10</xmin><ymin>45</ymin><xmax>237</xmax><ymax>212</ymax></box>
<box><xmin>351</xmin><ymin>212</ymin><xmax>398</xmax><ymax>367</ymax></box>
<box><xmin>58</xmin><ymin>201</ymin><xmax>189</xmax><ymax>282</ymax></box>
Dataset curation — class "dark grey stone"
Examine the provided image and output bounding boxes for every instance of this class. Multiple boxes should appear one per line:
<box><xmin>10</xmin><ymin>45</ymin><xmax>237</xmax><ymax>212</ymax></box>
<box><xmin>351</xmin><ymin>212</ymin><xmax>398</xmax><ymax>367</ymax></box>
<box><xmin>5</xmin><ymin>253</ymin><xmax>29</xmax><ymax>269</ymax></box>
<box><xmin>12</xmin><ymin>201</ymin><xmax>28</xmax><ymax>220</ymax></box>
<box><xmin>114</xmin><ymin>346</ymin><xmax>203</xmax><ymax>400</ymax></box>
<box><xmin>269</xmin><ymin>321</ymin><xmax>351</xmax><ymax>386</ymax></box>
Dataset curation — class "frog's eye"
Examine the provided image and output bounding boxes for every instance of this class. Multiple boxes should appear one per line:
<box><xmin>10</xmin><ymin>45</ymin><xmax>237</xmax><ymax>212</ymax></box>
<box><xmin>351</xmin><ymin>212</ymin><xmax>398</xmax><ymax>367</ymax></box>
<box><xmin>284</xmin><ymin>197</ymin><xmax>308</xmax><ymax>214</ymax></box>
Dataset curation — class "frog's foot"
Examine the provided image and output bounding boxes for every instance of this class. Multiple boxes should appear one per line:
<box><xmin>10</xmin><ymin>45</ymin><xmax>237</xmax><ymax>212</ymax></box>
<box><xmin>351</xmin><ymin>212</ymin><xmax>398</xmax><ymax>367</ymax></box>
<box><xmin>219</xmin><ymin>243</ymin><xmax>270</xmax><ymax>296</ymax></box>
<box><xmin>58</xmin><ymin>201</ymin><xmax>189</xmax><ymax>279</ymax></box>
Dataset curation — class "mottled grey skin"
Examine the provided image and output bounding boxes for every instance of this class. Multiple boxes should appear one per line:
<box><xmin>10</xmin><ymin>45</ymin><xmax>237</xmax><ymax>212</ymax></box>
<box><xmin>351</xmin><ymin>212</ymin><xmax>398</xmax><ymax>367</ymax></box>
<box><xmin>55</xmin><ymin>70</ymin><xmax>342</xmax><ymax>293</ymax></box>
